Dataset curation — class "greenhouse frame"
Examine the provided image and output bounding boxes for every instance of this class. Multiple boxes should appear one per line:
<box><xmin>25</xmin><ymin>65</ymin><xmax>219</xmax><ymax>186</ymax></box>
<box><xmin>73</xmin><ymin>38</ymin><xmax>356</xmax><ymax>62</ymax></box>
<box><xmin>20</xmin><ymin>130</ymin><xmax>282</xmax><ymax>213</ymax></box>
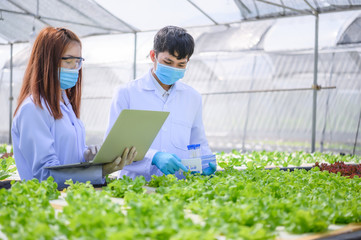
<box><xmin>2</xmin><ymin>1</ymin><xmax>361</xmax><ymax>240</ymax></box>
<box><xmin>1</xmin><ymin>0</ymin><xmax>361</xmax><ymax>155</ymax></box>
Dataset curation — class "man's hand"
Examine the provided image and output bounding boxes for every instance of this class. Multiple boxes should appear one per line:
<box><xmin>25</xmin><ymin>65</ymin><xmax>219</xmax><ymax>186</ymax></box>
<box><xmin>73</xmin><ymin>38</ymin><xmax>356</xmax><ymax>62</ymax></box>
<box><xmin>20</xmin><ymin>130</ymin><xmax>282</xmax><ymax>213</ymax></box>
<box><xmin>202</xmin><ymin>162</ymin><xmax>217</xmax><ymax>176</ymax></box>
<box><xmin>152</xmin><ymin>152</ymin><xmax>188</xmax><ymax>175</ymax></box>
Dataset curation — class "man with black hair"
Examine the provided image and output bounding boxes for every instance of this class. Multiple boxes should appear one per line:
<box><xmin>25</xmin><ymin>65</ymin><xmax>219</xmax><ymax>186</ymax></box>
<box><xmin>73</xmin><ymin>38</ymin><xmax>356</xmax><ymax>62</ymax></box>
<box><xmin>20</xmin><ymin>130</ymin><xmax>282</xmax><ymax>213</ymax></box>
<box><xmin>105</xmin><ymin>26</ymin><xmax>216</xmax><ymax>181</ymax></box>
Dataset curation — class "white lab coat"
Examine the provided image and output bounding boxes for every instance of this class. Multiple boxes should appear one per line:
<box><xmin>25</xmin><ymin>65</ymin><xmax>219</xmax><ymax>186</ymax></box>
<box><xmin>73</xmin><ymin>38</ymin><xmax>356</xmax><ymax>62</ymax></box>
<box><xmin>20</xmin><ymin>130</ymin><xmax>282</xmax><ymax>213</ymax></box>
<box><xmin>105</xmin><ymin>69</ymin><xmax>212</xmax><ymax>181</ymax></box>
<box><xmin>12</xmin><ymin>91</ymin><xmax>104</xmax><ymax>188</ymax></box>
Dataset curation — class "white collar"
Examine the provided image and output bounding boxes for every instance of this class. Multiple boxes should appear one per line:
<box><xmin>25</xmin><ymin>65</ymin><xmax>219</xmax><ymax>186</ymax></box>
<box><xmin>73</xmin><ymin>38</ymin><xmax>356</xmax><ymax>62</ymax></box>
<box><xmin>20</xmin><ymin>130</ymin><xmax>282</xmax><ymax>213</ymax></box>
<box><xmin>150</xmin><ymin>69</ymin><xmax>173</xmax><ymax>97</ymax></box>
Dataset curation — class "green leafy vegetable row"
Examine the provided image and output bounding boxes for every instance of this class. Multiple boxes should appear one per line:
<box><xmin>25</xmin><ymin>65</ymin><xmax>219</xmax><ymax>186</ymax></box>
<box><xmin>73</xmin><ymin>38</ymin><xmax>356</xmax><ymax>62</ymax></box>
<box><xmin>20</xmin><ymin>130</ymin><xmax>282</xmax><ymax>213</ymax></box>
<box><xmin>0</xmin><ymin>178</ymin><xmax>60</xmax><ymax>239</ymax></box>
<box><xmin>0</xmin><ymin>156</ymin><xmax>16</xmax><ymax>181</ymax></box>
<box><xmin>217</xmin><ymin>150</ymin><xmax>361</xmax><ymax>169</ymax></box>
<box><xmin>151</xmin><ymin>168</ymin><xmax>361</xmax><ymax>237</ymax></box>
<box><xmin>0</xmin><ymin>144</ymin><xmax>13</xmax><ymax>155</ymax></box>
<box><xmin>0</xmin><ymin>144</ymin><xmax>16</xmax><ymax>181</ymax></box>
<box><xmin>1</xmin><ymin>151</ymin><xmax>361</xmax><ymax>239</ymax></box>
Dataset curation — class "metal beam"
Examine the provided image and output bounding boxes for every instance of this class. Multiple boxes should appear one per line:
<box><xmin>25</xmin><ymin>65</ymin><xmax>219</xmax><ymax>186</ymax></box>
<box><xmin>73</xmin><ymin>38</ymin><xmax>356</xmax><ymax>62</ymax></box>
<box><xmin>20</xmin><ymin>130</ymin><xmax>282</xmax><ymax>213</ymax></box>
<box><xmin>233</xmin><ymin>0</ymin><xmax>252</xmax><ymax>19</ymax></box>
<box><xmin>59</xmin><ymin>0</ymin><xmax>112</xmax><ymax>31</ymax></box>
<box><xmin>5</xmin><ymin>0</ymin><xmax>52</xmax><ymax>29</ymax></box>
<box><xmin>303</xmin><ymin>0</ymin><xmax>317</xmax><ymax>13</ymax></box>
<box><xmin>186</xmin><ymin>0</ymin><xmax>219</xmax><ymax>25</ymax></box>
<box><xmin>311</xmin><ymin>12</ymin><xmax>319</xmax><ymax>153</ymax></box>
<box><xmin>58</xmin><ymin>4</ymin><xmax>361</xmax><ymax>35</ymax></box>
<box><xmin>279</xmin><ymin>0</ymin><xmax>286</xmax><ymax>15</ymax></box>
<box><xmin>36</xmin><ymin>0</ymin><xmax>39</xmax><ymax>15</ymax></box>
<box><xmin>253</xmin><ymin>0</ymin><xmax>260</xmax><ymax>18</ymax></box>
<box><xmin>234</xmin><ymin>5</ymin><xmax>361</xmax><ymax>22</ymax></box>
<box><xmin>200</xmin><ymin>86</ymin><xmax>335</xmax><ymax>96</ymax></box>
<box><xmin>0</xmin><ymin>40</ymin><xmax>29</xmax><ymax>45</ymax></box>
<box><xmin>89</xmin><ymin>0</ymin><xmax>139</xmax><ymax>33</ymax></box>
<box><xmin>328</xmin><ymin>3</ymin><xmax>353</xmax><ymax>11</ymax></box>
<box><xmin>8</xmin><ymin>43</ymin><xmax>13</xmax><ymax>144</ymax></box>
<box><xmin>255</xmin><ymin>0</ymin><xmax>313</xmax><ymax>15</ymax></box>
<box><xmin>312</xmin><ymin>0</ymin><xmax>320</xmax><ymax>9</ymax></box>
<box><xmin>80</xmin><ymin>85</ymin><xmax>337</xmax><ymax>99</ymax></box>
<box><xmin>1</xmin><ymin>1</ymin><xmax>361</xmax><ymax>36</ymax></box>
<box><xmin>354</xmin><ymin>102</ymin><xmax>361</xmax><ymax>155</ymax></box>
<box><xmin>0</xmin><ymin>8</ymin><xmax>129</xmax><ymax>33</ymax></box>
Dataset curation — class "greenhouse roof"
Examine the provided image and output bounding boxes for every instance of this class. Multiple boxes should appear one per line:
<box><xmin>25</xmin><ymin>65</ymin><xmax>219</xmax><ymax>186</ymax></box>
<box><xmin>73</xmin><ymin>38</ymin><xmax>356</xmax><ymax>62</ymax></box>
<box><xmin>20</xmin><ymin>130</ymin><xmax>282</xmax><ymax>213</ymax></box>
<box><xmin>1</xmin><ymin>0</ymin><xmax>361</xmax><ymax>44</ymax></box>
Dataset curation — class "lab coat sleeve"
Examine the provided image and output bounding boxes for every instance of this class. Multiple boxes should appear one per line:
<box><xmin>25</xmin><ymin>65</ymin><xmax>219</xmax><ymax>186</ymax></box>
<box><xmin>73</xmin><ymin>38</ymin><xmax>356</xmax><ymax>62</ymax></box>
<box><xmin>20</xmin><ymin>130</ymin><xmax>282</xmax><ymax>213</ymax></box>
<box><xmin>16</xmin><ymin>103</ymin><xmax>103</xmax><ymax>187</ymax></box>
<box><xmin>79</xmin><ymin>120</ymin><xmax>89</xmax><ymax>158</ymax></box>
<box><xmin>190</xmin><ymin>95</ymin><xmax>212</xmax><ymax>156</ymax></box>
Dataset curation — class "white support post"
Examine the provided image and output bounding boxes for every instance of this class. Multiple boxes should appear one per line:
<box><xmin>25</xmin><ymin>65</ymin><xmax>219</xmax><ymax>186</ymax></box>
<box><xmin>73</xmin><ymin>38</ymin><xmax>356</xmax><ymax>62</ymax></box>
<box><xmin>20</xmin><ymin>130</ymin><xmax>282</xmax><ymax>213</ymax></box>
<box><xmin>311</xmin><ymin>13</ymin><xmax>319</xmax><ymax>153</ymax></box>
<box><xmin>9</xmin><ymin>43</ymin><xmax>13</xmax><ymax>144</ymax></box>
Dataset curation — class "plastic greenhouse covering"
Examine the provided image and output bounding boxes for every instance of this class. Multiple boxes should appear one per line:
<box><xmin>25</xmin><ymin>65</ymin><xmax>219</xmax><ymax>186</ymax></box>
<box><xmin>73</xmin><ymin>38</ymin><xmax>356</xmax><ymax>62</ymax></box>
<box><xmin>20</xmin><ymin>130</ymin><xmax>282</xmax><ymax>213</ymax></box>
<box><xmin>1</xmin><ymin>0</ymin><xmax>361</xmax><ymax>155</ymax></box>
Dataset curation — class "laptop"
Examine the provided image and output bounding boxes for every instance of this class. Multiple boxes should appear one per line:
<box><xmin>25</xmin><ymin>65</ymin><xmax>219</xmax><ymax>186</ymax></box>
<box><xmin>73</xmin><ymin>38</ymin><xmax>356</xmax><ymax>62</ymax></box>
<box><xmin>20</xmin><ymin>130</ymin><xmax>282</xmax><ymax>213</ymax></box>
<box><xmin>45</xmin><ymin>109</ymin><xmax>169</xmax><ymax>170</ymax></box>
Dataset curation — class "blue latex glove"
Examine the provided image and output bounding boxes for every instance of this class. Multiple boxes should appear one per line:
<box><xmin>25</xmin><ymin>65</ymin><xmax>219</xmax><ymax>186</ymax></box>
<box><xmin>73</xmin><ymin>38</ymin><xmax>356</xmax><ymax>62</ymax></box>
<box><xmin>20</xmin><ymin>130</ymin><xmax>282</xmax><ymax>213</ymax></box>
<box><xmin>202</xmin><ymin>162</ymin><xmax>217</xmax><ymax>176</ymax></box>
<box><xmin>152</xmin><ymin>152</ymin><xmax>188</xmax><ymax>175</ymax></box>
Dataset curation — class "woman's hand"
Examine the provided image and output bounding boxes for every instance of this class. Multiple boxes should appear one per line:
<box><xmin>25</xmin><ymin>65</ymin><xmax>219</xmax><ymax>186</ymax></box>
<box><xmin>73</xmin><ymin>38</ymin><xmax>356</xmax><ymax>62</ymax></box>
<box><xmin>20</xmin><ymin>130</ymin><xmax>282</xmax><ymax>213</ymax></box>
<box><xmin>84</xmin><ymin>144</ymin><xmax>101</xmax><ymax>162</ymax></box>
<box><xmin>102</xmin><ymin>147</ymin><xmax>137</xmax><ymax>177</ymax></box>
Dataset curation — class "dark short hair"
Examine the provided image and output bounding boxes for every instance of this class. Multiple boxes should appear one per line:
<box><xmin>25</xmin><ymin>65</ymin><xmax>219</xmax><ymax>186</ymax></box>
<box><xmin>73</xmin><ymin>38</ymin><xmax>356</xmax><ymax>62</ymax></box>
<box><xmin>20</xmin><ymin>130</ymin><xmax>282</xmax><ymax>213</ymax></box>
<box><xmin>153</xmin><ymin>26</ymin><xmax>194</xmax><ymax>60</ymax></box>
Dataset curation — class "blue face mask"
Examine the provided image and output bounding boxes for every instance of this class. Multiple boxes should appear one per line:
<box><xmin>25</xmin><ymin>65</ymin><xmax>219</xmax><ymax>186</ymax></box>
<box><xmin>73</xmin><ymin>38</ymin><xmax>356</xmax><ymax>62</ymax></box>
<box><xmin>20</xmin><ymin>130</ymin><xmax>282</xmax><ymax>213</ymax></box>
<box><xmin>154</xmin><ymin>61</ymin><xmax>186</xmax><ymax>85</ymax></box>
<box><xmin>59</xmin><ymin>68</ymin><xmax>79</xmax><ymax>90</ymax></box>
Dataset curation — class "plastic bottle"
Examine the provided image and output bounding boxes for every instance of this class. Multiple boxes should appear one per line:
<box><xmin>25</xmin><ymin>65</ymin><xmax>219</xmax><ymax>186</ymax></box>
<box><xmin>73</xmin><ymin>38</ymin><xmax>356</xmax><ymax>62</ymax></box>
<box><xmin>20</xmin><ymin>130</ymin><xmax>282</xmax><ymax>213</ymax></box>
<box><xmin>187</xmin><ymin>144</ymin><xmax>201</xmax><ymax>158</ymax></box>
<box><xmin>181</xmin><ymin>144</ymin><xmax>202</xmax><ymax>173</ymax></box>
<box><xmin>186</xmin><ymin>144</ymin><xmax>217</xmax><ymax>173</ymax></box>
